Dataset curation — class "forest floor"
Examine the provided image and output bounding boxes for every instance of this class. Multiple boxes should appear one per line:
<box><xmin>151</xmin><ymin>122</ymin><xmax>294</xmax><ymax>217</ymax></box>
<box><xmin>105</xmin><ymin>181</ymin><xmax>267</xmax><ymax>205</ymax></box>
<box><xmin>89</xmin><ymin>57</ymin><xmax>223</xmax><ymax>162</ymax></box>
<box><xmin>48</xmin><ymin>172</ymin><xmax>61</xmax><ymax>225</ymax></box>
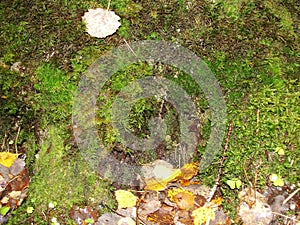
<box><xmin>0</xmin><ymin>0</ymin><xmax>299</xmax><ymax>224</ymax></box>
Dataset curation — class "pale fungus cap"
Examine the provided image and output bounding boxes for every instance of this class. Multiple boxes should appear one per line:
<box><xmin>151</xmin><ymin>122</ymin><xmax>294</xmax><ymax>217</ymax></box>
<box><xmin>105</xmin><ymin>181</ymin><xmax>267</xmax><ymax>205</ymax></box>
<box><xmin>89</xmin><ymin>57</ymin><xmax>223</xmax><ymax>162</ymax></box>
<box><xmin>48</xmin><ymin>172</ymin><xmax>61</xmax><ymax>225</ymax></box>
<box><xmin>82</xmin><ymin>8</ymin><xmax>121</xmax><ymax>38</ymax></box>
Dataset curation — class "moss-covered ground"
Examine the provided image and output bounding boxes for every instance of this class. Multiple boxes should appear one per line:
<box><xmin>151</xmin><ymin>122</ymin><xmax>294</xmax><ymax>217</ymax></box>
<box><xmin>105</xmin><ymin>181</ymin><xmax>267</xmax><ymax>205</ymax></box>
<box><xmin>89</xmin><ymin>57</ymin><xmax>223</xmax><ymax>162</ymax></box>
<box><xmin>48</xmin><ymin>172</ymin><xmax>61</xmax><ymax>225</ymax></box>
<box><xmin>0</xmin><ymin>0</ymin><xmax>299</xmax><ymax>224</ymax></box>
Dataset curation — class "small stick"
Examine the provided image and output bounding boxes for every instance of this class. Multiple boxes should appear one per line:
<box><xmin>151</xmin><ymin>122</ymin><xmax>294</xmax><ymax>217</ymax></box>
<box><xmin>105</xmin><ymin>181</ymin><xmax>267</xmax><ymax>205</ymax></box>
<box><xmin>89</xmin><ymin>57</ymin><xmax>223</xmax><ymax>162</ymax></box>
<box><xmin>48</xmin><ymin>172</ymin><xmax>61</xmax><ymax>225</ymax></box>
<box><xmin>283</xmin><ymin>187</ymin><xmax>300</xmax><ymax>205</ymax></box>
<box><xmin>15</xmin><ymin>126</ymin><xmax>21</xmax><ymax>154</ymax></box>
<box><xmin>208</xmin><ymin>121</ymin><xmax>233</xmax><ymax>202</ymax></box>
<box><xmin>272</xmin><ymin>211</ymin><xmax>299</xmax><ymax>222</ymax></box>
<box><xmin>1</xmin><ymin>133</ymin><xmax>6</xmax><ymax>151</ymax></box>
<box><xmin>106</xmin><ymin>0</ymin><xmax>111</xmax><ymax>10</ymax></box>
<box><xmin>123</xmin><ymin>39</ymin><xmax>138</xmax><ymax>59</ymax></box>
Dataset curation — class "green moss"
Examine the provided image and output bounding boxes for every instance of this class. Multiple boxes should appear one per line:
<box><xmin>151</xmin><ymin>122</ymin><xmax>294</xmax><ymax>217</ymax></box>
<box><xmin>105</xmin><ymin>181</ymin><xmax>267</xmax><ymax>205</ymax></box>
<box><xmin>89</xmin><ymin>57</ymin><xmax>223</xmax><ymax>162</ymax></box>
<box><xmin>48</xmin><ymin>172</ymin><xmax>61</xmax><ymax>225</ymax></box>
<box><xmin>1</xmin><ymin>0</ymin><xmax>299</xmax><ymax>223</ymax></box>
<box><xmin>7</xmin><ymin>126</ymin><xmax>114</xmax><ymax>224</ymax></box>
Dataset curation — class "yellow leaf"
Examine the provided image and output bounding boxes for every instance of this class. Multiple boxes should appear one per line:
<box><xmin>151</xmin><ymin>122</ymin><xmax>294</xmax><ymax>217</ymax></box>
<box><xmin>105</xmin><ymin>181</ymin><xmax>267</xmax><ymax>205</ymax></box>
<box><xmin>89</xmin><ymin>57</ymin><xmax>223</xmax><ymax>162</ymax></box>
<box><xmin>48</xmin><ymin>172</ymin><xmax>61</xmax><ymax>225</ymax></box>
<box><xmin>144</xmin><ymin>163</ymin><xmax>181</xmax><ymax>191</ymax></box>
<box><xmin>0</xmin><ymin>152</ymin><xmax>18</xmax><ymax>167</ymax></box>
<box><xmin>115</xmin><ymin>190</ymin><xmax>137</xmax><ymax>209</ymax></box>
<box><xmin>192</xmin><ymin>206</ymin><xmax>215</xmax><ymax>225</ymax></box>
<box><xmin>145</xmin><ymin>178</ymin><xmax>169</xmax><ymax>191</ymax></box>
<box><xmin>178</xmin><ymin>162</ymin><xmax>199</xmax><ymax>180</ymax></box>
<box><xmin>211</xmin><ymin>197</ymin><xmax>223</xmax><ymax>206</ymax></box>
<box><xmin>167</xmin><ymin>188</ymin><xmax>196</xmax><ymax>209</ymax></box>
<box><xmin>153</xmin><ymin>164</ymin><xmax>181</xmax><ymax>181</ymax></box>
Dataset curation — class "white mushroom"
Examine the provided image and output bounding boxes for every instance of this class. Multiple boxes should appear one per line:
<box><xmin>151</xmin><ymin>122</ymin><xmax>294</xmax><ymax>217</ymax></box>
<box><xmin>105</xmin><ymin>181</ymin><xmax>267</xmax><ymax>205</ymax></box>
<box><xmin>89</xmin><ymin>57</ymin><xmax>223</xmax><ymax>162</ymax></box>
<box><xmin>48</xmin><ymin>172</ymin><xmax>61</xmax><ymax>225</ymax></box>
<box><xmin>82</xmin><ymin>8</ymin><xmax>121</xmax><ymax>38</ymax></box>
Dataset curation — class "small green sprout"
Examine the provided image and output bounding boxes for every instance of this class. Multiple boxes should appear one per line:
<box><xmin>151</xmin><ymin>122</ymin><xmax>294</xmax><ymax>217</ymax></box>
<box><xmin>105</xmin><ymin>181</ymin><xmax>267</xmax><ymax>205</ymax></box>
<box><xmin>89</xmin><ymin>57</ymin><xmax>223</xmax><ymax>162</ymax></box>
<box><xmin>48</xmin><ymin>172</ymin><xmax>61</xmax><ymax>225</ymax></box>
<box><xmin>226</xmin><ymin>178</ymin><xmax>242</xmax><ymax>189</ymax></box>
<box><xmin>270</xmin><ymin>174</ymin><xmax>284</xmax><ymax>187</ymax></box>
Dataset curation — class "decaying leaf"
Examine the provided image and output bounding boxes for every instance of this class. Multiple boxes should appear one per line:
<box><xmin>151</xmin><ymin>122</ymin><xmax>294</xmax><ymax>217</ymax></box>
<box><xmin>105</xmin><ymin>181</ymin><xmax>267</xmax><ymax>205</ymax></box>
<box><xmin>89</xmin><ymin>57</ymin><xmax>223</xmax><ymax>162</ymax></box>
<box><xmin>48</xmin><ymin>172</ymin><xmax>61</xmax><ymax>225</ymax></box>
<box><xmin>181</xmin><ymin>184</ymin><xmax>211</xmax><ymax>200</ymax></box>
<box><xmin>82</xmin><ymin>8</ymin><xmax>121</xmax><ymax>38</ymax></box>
<box><xmin>168</xmin><ymin>188</ymin><xmax>195</xmax><ymax>210</ymax></box>
<box><xmin>211</xmin><ymin>196</ymin><xmax>224</xmax><ymax>206</ymax></box>
<box><xmin>174</xmin><ymin>209</ymin><xmax>194</xmax><ymax>225</ymax></box>
<box><xmin>177</xmin><ymin>162</ymin><xmax>199</xmax><ymax>181</ymax></box>
<box><xmin>143</xmin><ymin>160</ymin><xmax>181</xmax><ymax>191</ymax></box>
<box><xmin>138</xmin><ymin>192</ymin><xmax>161</xmax><ymax>216</ymax></box>
<box><xmin>115</xmin><ymin>190</ymin><xmax>138</xmax><ymax>210</ymax></box>
<box><xmin>0</xmin><ymin>152</ymin><xmax>18</xmax><ymax>168</ymax></box>
<box><xmin>142</xmin><ymin>160</ymin><xmax>201</xmax><ymax>191</ymax></box>
<box><xmin>238</xmin><ymin>188</ymin><xmax>273</xmax><ymax>225</ymax></box>
<box><xmin>174</xmin><ymin>191</ymin><xmax>195</xmax><ymax>210</ymax></box>
<box><xmin>96</xmin><ymin>207</ymin><xmax>136</xmax><ymax>225</ymax></box>
<box><xmin>117</xmin><ymin>217</ymin><xmax>135</xmax><ymax>225</ymax></box>
<box><xmin>147</xmin><ymin>203</ymin><xmax>175</xmax><ymax>225</ymax></box>
<box><xmin>210</xmin><ymin>209</ymin><xmax>232</xmax><ymax>225</ymax></box>
<box><xmin>192</xmin><ymin>206</ymin><xmax>216</xmax><ymax>225</ymax></box>
<box><xmin>9</xmin><ymin>158</ymin><xmax>25</xmax><ymax>176</ymax></box>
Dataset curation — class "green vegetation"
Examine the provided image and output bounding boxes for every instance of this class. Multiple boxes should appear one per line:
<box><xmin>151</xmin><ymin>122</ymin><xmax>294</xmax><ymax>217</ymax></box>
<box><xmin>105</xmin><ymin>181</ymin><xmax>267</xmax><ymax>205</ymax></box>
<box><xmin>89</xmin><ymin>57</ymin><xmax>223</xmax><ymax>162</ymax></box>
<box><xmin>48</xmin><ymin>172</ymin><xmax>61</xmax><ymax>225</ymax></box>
<box><xmin>0</xmin><ymin>0</ymin><xmax>299</xmax><ymax>224</ymax></box>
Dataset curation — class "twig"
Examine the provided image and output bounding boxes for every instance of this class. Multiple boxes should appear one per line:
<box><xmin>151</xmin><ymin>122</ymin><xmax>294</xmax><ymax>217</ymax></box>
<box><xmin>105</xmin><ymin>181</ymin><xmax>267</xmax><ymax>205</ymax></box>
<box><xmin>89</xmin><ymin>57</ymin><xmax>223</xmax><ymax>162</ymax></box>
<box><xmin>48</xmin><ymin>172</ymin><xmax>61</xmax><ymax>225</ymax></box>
<box><xmin>208</xmin><ymin>121</ymin><xmax>233</xmax><ymax>202</ymax></box>
<box><xmin>15</xmin><ymin>126</ymin><xmax>21</xmax><ymax>154</ymax></box>
<box><xmin>106</xmin><ymin>0</ymin><xmax>111</xmax><ymax>11</ymax></box>
<box><xmin>283</xmin><ymin>187</ymin><xmax>300</xmax><ymax>205</ymax></box>
<box><xmin>272</xmin><ymin>211</ymin><xmax>299</xmax><ymax>222</ymax></box>
<box><xmin>1</xmin><ymin>133</ymin><xmax>6</xmax><ymax>151</ymax></box>
<box><xmin>123</xmin><ymin>39</ymin><xmax>138</xmax><ymax>59</ymax></box>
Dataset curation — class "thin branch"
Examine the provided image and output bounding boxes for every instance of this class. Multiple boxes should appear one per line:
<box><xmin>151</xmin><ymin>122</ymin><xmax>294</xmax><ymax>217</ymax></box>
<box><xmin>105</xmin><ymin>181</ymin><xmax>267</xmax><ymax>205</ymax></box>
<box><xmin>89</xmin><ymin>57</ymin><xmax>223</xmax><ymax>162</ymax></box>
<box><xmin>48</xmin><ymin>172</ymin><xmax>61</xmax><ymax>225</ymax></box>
<box><xmin>106</xmin><ymin>0</ymin><xmax>111</xmax><ymax>11</ymax></box>
<box><xmin>15</xmin><ymin>126</ymin><xmax>21</xmax><ymax>154</ymax></box>
<box><xmin>283</xmin><ymin>187</ymin><xmax>300</xmax><ymax>205</ymax></box>
<box><xmin>272</xmin><ymin>211</ymin><xmax>299</xmax><ymax>222</ymax></box>
<box><xmin>208</xmin><ymin>121</ymin><xmax>233</xmax><ymax>202</ymax></box>
<box><xmin>123</xmin><ymin>39</ymin><xmax>138</xmax><ymax>59</ymax></box>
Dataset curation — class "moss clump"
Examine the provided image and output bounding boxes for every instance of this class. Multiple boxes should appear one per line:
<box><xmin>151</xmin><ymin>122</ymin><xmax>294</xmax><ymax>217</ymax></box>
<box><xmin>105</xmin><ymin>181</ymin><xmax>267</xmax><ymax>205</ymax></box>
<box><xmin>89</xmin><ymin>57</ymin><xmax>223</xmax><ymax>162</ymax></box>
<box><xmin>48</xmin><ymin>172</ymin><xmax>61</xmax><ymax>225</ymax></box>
<box><xmin>8</xmin><ymin>126</ymin><xmax>114</xmax><ymax>224</ymax></box>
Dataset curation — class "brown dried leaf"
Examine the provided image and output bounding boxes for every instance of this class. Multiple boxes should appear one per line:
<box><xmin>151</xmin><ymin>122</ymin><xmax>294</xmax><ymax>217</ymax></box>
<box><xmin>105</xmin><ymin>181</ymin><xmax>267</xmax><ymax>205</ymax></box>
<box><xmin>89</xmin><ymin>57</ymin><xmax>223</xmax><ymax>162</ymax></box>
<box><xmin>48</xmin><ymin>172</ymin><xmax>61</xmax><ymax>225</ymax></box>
<box><xmin>9</xmin><ymin>158</ymin><xmax>25</xmax><ymax>176</ymax></box>
<box><xmin>175</xmin><ymin>209</ymin><xmax>194</xmax><ymax>225</ymax></box>
<box><xmin>147</xmin><ymin>204</ymin><xmax>175</xmax><ymax>225</ymax></box>
<box><xmin>173</xmin><ymin>192</ymin><xmax>195</xmax><ymax>210</ymax></box>
<box><xmin>238</xmin><ymin>188</ymin><xmax>273</xmax><ymax>225</ymax></box>
<box><xmin>138</xmin><ymin>196</ymin><xmax>161</xmax><ymax>216</ymax></box>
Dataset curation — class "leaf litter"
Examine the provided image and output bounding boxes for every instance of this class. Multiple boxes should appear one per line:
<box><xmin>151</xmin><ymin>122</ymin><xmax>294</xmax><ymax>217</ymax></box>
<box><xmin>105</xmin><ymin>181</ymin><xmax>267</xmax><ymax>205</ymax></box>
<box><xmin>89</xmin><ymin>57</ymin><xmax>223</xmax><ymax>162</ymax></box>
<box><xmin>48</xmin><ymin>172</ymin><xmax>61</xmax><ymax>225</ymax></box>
<box><xmin>82</xmin><ymin>158</ymin><xmax>299</xmax><ymax>225</ymax></box>
<box><xmin>95</xmin><ymin>159</ymin><xmax>230</xmax><ymax>225</ymax></box>
<box><xmin>69</xmin><ymin>123</ymin><xmax>300</xmax><ymax>225</ymax></box>
<box><xmin>0</xmin><ymin>152</ymin><xmax>30</xmax><ymax>224</ymax></box>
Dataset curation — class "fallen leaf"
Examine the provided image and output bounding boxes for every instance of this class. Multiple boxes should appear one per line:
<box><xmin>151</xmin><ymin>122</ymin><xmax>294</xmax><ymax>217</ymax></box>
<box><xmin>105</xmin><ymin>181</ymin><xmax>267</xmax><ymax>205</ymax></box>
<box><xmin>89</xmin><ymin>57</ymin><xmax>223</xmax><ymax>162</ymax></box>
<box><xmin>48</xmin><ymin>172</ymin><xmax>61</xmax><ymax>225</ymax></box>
<box><xmin>138</xmin><ymin>193</ymin><xmax>161</xmax><ymax>216</ymax></box>
<box><xmin>210</xmin><ymin>209</ymin><xmax>232</xmax><ymax>225</ymax></box>
<box><xmin>143</xmin><ymin>160</ymin><xmax>181</xmax><ymax>191</ymax></box>
<box><xmin>115</xmin><ymin>190</ymin><xmax>138</xmax><ymax>210</ymax></box>
<box><xmin>175</xmin><ymin>209</ymin><xmax>194</xmax><ymax>225</ymax></box>
<box><xmin>147</xmin><ymin>203</ymin><xmax>175</xmax><ymax>225</ymax></box>
<box><xmin>168</xmin><ymin>188</ymin><xmax>195</xmax><ymax>210</ymax></box>
<box><xmin>8</xmin><ymin>190</ymin><xmax>21</xmax><ymax>199</ymax></box>
<box><xmin>211</xmin><ymin>196</ymin><xmax>223</xmax><ymax>206</ymax></box>
<box><xmin>144</xmin><ymin>178</ymin><xmax>169</xmax><ymax>192</ymax></box>
<box><xmin>0</xmin><ymin>152</ymin><xmax>18</xmax><ymax>168</ymax></box>
<box><xmin>192</xmin><ymin>206</ymin><xmax>215</xmax><ymax>225</ymax></box>
<box><xmin>0</xmin><ymin>206</ymin><xmax>10</xmax><ymax>216</ymax></box>
<box><xmin>96</xmin><ymin>212</ymin><xmax>122</xmax><ymax>225</ymax></box>
<box><xmin>9</xmin><ymin>158</ymin><xmax>25</xmax><ymax>176</ymax></box>
<box><xmin>238</xmin><ymin>188</ymin><xmax>273</xmax><ymax>225</ymax></box>
<box><xmin>178</xmin><ymin>162</ymin><xmax>199</xmax><ymax>181</ymax></box>
<box><xmin>117</xmin><ymin>217</ymin><xmax>135</xmax><ymax>225</ymax></box>
<box><xmin>180</xmin><ymin>179</ymin><xmax>201</xmax><ymax>187</ymax></box>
